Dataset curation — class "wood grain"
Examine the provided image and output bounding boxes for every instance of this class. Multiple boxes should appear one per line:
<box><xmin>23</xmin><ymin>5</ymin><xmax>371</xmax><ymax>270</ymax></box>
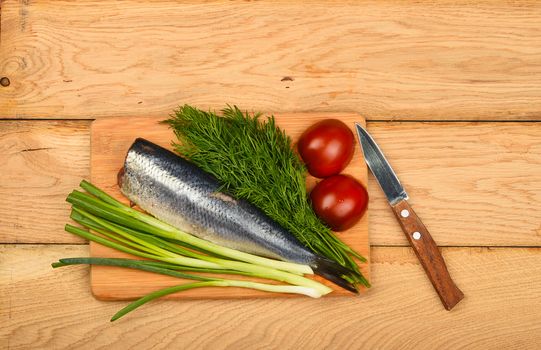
<box><xmin>1</xmin><ymin>0</ymin><xmax>541</xmax><ymax>120</ymax></box>
<box><xmin>2</xmin><ymin>244</ymin><xmax>540</xmax><ymax>349</ymax></box>
<box><xmin>2</xmin><ymin>120</ymin><xmax>540</xmax><ymax>246</ymax></box>
<box><xmin>89</xmin><ymin>114</ymin><xmax>369</xmax><ymax>299</ymax></box>
<box><xmin>0</xmin><ymin>120</ymin><xmax>90</xmax><ymax>244</ymax></box>
<box><xmin>1</xmin><ymin>2</ymin><xmax>540</xmax><ymax>347</ymax></box>
<box><xmin>367</xmin><ymin>121</ymin><xmax>541</xmax><ymax>247</ymax></box>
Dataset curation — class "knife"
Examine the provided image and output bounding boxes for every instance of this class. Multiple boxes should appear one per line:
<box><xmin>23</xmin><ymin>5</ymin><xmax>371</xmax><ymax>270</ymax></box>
<box><xmin>355</xmin><ymin>123</ymin><xmax>464</xmax><ymax>310</ymax></box>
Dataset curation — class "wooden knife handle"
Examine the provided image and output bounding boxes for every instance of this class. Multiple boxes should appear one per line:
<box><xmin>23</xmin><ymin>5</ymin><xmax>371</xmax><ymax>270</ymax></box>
<box><xmin>391</xmin><ymin>200</ymin><xmax>464</xmax><ymax>310</ymax></box>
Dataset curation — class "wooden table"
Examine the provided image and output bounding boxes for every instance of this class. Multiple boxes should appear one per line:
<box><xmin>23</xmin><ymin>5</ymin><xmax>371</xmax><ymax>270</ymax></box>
<box><xmin>1</xmin><ymin>1</ymin><xmax>540</xmax><ymax>348</ymax></box>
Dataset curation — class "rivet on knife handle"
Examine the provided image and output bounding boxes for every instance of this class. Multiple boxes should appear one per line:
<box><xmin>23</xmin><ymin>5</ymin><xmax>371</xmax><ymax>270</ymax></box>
<box><xmin>392</xmin><ymin>199</ymin><xmax>464</xmax><ymax>310</ymax></box>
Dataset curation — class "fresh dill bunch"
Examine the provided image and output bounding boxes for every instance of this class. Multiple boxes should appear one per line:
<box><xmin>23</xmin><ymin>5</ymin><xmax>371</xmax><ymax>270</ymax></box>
<box><xmin>164</xmin><ymin>105</ymin><xmax>368</xmax><ymax>287</ymax></box>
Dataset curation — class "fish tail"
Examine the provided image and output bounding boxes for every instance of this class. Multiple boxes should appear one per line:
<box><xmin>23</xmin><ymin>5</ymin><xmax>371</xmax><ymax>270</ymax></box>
<box><xmin>313</xmin><ymin>257</ymin><xmax>358</xmax><ymax>294</ymax></box>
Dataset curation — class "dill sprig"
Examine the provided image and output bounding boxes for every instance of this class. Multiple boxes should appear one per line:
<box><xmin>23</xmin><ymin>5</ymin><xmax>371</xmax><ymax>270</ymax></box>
<box><xmin>164</xmin><ymin>105</ymin><xmax>368</xmax><ymax>287</ymax></box>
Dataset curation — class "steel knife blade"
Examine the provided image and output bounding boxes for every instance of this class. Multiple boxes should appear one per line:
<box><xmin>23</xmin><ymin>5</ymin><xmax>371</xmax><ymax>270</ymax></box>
<box><xmin>355</xmin><ymin>123</ymin><xmax>464</xmax><ymax>310</ymax></box>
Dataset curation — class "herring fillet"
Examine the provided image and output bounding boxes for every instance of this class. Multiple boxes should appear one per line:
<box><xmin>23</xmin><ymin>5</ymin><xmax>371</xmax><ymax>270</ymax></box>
<box><xmin>118</xmin><ymin>138</ymin><xmax>357</xmax><ymax>293</ymax></box>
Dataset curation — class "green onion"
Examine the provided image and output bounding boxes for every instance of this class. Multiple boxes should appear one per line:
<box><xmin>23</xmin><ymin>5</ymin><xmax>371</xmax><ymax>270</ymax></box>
<box><xmin>56</xmin><ymin>180</ymin><xmax>337</xmax><ymax>320</ymax></box>
<box><xmin>68</xmin><ymin>205</ymin><xmax>330</xmax><ymax>294</ymax></box>
<box><xmin>52</xmin><ymin>257</ymin><xmax>323</xmax><ymax>321</ymax></box>
<box><xmin>111</xmin><ymin>280</ymin><xmax>320</xmax><ymax>322</ymax></box>
<box><xmin>111</xmin><ymin>282</ymin><xmax>217</xmax><ymax>321</ymax></box>
<box><xmin>68</xmin><ymin>183</ymin><xmax>312</xmax><ymax>275</ymax></box>
<box><xmin>53</xmin><ymin>257</ymin><xmax>323</xmax><ymax>299</ymax></box>
<box><xmin>52</xmin><ymin>257</ymin><xmax>211</xmax><ymax>281</ymax></box>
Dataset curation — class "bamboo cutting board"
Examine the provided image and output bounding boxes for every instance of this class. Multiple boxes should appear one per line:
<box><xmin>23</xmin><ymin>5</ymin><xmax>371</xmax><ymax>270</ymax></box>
<box><xmin>90</xmin><ymin>113</ymin><xmax>369</xmax><ymax>300</ymax></box>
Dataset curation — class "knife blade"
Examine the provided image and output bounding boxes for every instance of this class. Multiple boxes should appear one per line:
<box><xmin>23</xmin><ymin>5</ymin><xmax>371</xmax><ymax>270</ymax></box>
<box><xmin>355</xmin><ymin>123</ymin><xmax>464</xmax><ymax>310</ymax></box>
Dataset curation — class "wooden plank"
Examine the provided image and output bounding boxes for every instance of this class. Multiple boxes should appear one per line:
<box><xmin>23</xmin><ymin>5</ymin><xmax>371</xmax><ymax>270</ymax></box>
<box><xmin>2</xmin><ymin>244</ymin><xmax>540</xmax><ymax>349</ymax></box>
<box><xmin>0</xmin><ymin>120</ymin><xmax>90</xmax><ymax>244</ymax></box>
<box><xmin>368</xmin><ymin>121</ymin><xmax>541</xmax><ymax>247</ymax></box>
<box><xmin>89</xmin><ymin>113</ymin><xmax>369</xmax><ymax>299</ymax></box>
<box><xmin>1</xmin><ymin>0</ymin><xmax>541</xmax><ymax>120</ymax></box>
<box><xmin>1</xmin><ymin>120</ymin><xmax>540</xmax><ymax>246</ymax></box>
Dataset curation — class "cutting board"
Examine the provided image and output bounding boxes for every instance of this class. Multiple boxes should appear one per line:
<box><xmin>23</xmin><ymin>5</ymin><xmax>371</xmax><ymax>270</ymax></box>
<box><xmin>90</xmin><ymin>113</ymin><xmax>370</xmax><ymax>300</ymax></box>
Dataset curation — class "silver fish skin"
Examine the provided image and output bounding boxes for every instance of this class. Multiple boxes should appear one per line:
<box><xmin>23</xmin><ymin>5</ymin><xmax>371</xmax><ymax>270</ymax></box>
<box><xmin>118</xmin><ymin>138</ymin><xmax>356</xmax><ymax>293</ymax></box>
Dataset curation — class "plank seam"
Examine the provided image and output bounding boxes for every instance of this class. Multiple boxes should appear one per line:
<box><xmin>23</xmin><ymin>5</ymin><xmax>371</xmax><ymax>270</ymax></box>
<box><xmin>372</xmin><ymin>244</ymin><xmax>541</xmax><ymax>249</ymax></box>
<box><xmin>2</xmin><ymin>242</ymin><xmax>540</xmax><ymax>249</ymax></box>
<box><xmin>367</xmin><ymin>119</ymin><xmax>541</xmax><ymax>123</ymax></box>
<box><xmin>1</xmin><ymin>118</ymin><xmax>541</xmax><ymax>123</ymax></box>
<box><xmin>0</xmin><ymin>118</ymin><xmax>95</xmax><ymax>121</ymax></box>
<box><xmin>0</xmin><ymin>0</ymin><xmax>2</xmax><ymax>48</ymax></box>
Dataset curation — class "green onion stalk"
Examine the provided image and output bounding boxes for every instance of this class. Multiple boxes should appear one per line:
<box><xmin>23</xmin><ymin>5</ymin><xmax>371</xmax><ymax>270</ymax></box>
<box><xmin>55</xmin><ymin>180</ymin><xmax>334</xmax><ymax>321</ymax></box>
<box><xmin>75</xmin><ymin>181</ymin><xmax>312</xmax><ymax>275</ymax></box>
<box><xmin>52</xmin><ymin>257</ymin><xmax>323</xmax><ymax>321</ymax></box>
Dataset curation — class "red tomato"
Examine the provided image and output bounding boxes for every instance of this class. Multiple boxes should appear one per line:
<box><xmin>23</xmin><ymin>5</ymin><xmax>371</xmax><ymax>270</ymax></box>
<box><xmin>297</xmin><ymin>119</ymin><xmax>354</xmax><ymax>178</ymax></box>
<box><xmin>310</xmin><ymin>174</ymin><xmax>368</xmax><ymax>231</ymax></box>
